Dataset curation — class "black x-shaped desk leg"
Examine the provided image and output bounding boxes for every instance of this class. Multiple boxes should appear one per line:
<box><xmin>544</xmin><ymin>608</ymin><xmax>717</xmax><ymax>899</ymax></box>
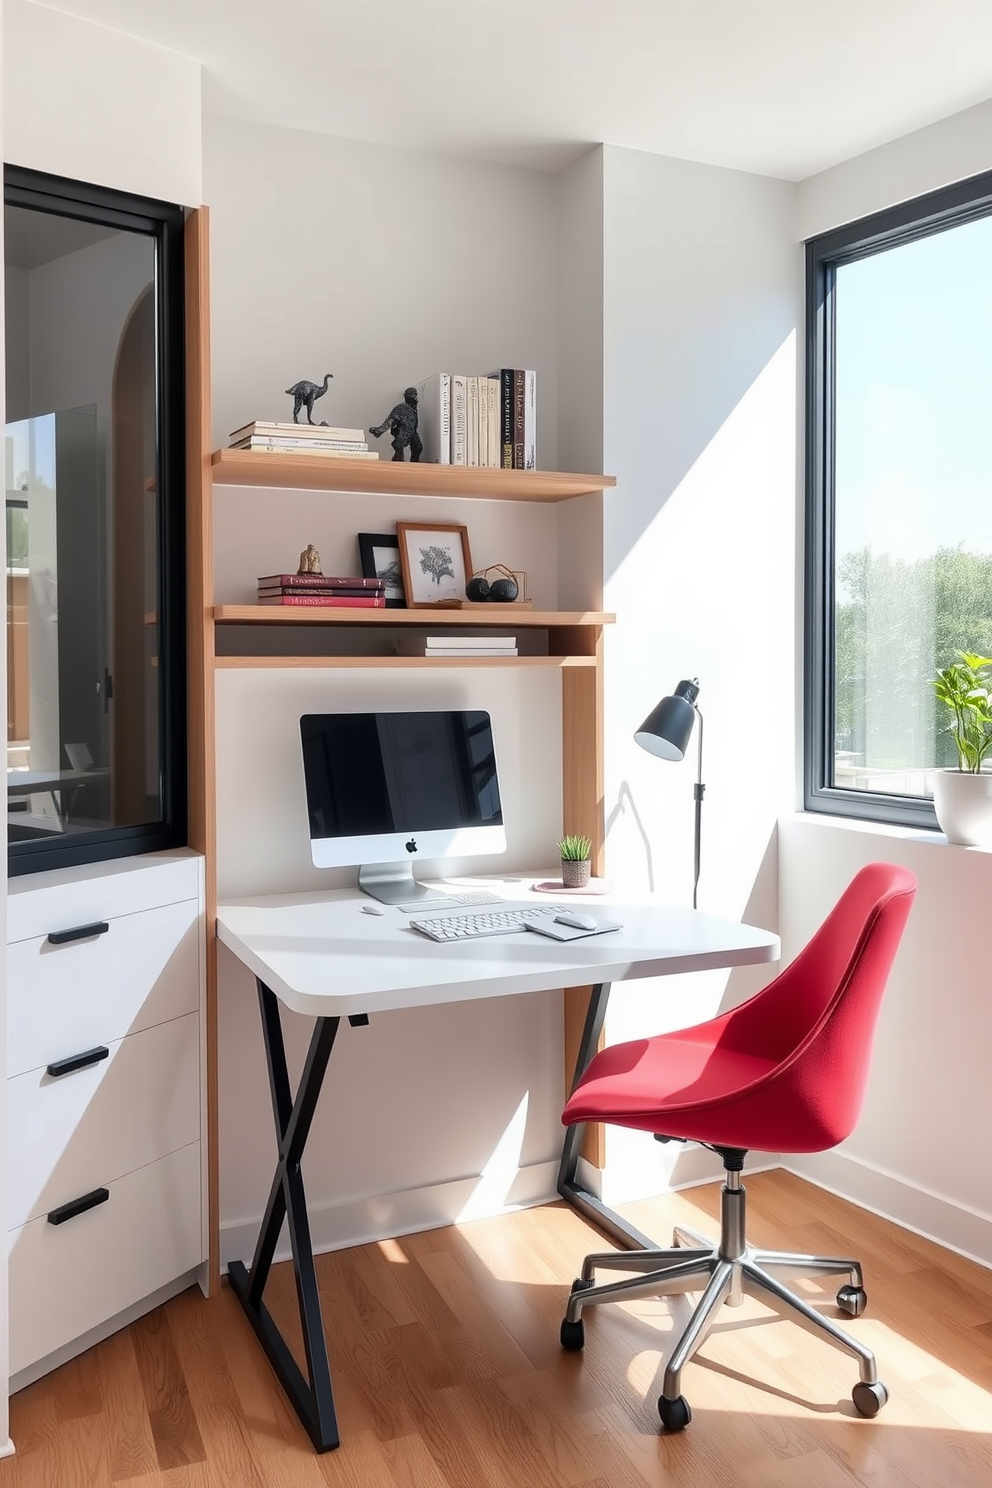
<box><xmin>230</xmin><ymin>976</ymin><xmax>653</xmax><ymax>1454</ymax></box>
<box><xmin>227</xmin><ymin>977</ymin><xmax>345</xmax><ymax>1452</ymax></box>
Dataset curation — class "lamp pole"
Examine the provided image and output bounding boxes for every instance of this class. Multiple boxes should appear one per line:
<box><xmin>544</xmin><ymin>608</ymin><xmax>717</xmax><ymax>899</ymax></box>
<box><xmin>692</xmin><ymin>706</ymin><xmax>704</xmax><ymax>911</ymax></box>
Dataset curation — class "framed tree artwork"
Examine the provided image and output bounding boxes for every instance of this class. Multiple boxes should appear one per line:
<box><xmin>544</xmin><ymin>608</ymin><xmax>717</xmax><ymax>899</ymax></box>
<box><xmin>357</xmin><ymin>532</ymin><xmax>405</xmax><ymax>607</ymax></box>
<box><xmin>396</xmin><ymin>521</ymin><xmax>473</xmax><ymax>607</ymax></box>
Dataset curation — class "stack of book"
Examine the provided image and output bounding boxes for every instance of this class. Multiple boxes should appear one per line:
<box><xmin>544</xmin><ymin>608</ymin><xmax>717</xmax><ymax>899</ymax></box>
<box><xmin>416</xmin><ymin>370</ymin><xmax>536</xmax><ymax>469</ymax></box>
<box><xmin>397</xmin><ymin>634</ymin><xmax>518</xmax><ymax>657</ymax></box>
<box><xmin>231</xmin><ymin>421</ymin><xmax>380</xmax><ymax>460</ymax></box>
<box><xmin>257</xmin><ymin>573</ymin><xmax>387</xmax><ymax>608</ymax></box>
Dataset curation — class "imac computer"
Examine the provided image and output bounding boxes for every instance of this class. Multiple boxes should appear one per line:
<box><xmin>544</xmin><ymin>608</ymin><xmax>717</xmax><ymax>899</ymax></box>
<box><xmin>299</xmin><ymin>709</ymin><xmax>506</xmax><ymax>903</ymax></box>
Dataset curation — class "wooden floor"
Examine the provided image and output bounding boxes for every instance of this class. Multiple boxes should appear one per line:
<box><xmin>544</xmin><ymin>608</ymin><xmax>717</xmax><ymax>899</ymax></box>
<box><xmin>3</xmin><ymin>1171</ymin><xmax>991</xmax><ymax>1487</ymax></box>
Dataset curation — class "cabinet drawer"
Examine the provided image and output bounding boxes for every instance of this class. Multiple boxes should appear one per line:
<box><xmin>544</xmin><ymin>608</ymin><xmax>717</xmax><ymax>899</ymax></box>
<box><xmin>7</xmin><ymin>897</ymin><xmax>199</xmax><ymax>1078</ymax></box>
<box><xmin>8</xmin><ymin>1141</ymin><xmax>202</xmax><ymax>1378</ymax></box>
<box><xmin>6</xmin><ymin>852</ymin><xmax>201</xmax><ymax>944</ymax></box>
<box><xmin>8</xmin><ymin>1012</ymin><xmax>200</xmax><ymax>1230</ymax></box>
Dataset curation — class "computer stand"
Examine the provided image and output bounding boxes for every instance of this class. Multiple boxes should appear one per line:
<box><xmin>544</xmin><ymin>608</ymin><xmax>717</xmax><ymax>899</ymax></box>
<box><xmin>357</xmin><ymin>861</ymin><xmax>445</xmax><ymax>905</ymax></box>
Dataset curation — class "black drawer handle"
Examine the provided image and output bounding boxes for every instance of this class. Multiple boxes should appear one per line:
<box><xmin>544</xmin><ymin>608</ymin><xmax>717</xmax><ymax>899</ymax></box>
<box><xmin>46</xmin><ymin>921</ymin><xmax>110</xmax><ymax>946</ymax></box>
<box><xmin>47</xmin><ymin>1187</ymin><xmax>110</xmax><ymax>1226</ymax></box>
<box><xmin>46</xmin><ymin>1046</ymin><xmax>110</xmax><ymax>1079</ymax></box>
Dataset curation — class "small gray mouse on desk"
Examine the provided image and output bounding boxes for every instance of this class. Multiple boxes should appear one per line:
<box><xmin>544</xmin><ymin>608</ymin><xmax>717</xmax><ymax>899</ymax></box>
<box><xmin>555</xmin><ymin>911</ymin><xmax>598</xmax><ymax>931</ymax></box>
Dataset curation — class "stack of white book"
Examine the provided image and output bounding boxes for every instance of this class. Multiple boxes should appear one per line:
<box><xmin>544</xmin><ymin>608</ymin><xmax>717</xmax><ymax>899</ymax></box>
<box><xmin>229</xmin><ymin>420</ymin><xmax>379</xmax><ymax>459</ymax></box>
<box><xmin>397</xmin><ymin>634</ymin><xmax>518</xmax><ymax>658</ymax></box>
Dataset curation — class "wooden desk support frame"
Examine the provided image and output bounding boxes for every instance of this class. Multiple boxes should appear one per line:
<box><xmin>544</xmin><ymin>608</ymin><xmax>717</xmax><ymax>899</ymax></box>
<box><xmin>183</xmin><ymin>208</ymin><xmax>614</xmax><ymax>1290</ymax></box>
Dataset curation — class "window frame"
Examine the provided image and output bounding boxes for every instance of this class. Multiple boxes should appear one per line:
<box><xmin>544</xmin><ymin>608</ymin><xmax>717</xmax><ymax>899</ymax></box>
<box><xmin>804</xmin><ymin>167</ymin><xmax>992</xmax><ymax>828</ymax></box>
<box><xmin>4</xmin><ymin>164</ymin><xmax>187</xmax><ymax>876</ymax></box>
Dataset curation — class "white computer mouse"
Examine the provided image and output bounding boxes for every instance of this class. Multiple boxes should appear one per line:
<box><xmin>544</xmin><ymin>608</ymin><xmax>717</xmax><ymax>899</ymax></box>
<box><xmin>361</xmin><ymin>903</ymin><xmax>386</xmax><ymax>915</ymax></box>
<box><xmin>555</xmin><ymin>911</ymin><xmax>598</xmax><ymax>931</ymax></box>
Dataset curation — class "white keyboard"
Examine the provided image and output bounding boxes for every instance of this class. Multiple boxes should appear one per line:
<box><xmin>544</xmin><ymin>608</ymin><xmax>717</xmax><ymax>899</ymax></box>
<box><xmin>409</xmin><ymin>904</ymin><xmax>567</xmax><ymax>942</ymax></box>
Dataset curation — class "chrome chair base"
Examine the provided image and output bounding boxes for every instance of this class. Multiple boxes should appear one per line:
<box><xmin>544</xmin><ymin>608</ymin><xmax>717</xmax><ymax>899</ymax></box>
<box><xmin>562</xmin><ymin>1173</ymin><xmax>887</xmax><ymax>1429</ymax></box>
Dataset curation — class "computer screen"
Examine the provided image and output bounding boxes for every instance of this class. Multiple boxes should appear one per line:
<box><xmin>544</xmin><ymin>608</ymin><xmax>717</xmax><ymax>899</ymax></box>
<box><xmin>300</xmin><ymin>709</ymin><xmax>506</xmax><ymax>900</ymax></box>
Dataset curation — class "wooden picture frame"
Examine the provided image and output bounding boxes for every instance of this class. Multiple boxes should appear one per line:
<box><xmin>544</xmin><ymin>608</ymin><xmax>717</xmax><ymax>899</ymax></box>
<box><xmin>357</xmin><ymin>531</ymin><xmax>405</xmax><ymax>608</ymax></box>
<box><xmin>396</xmin><ymin>521</ymin><xmax>473</xmax><ymax>607</ymax></box>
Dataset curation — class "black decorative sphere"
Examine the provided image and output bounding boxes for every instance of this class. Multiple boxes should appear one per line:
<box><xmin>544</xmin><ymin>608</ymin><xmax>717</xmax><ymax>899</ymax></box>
<box><xmin>465</xmin><ymin>576</ymin><xmax>491</xmax><ymax>601</ymax></box>
<box><xmin>489</xmin><ymin>577</ymin><xmax>519</xmax><ymax>602</ymax></box>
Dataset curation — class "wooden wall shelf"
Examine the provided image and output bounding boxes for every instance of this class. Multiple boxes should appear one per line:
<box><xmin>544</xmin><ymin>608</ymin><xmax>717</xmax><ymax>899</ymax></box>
<box><xmin>213</xmin><ymin>606</ymin><xmax>614</xmax><ymax>627</ymax></box>
<box><xmin>211</xmin><ymin>449</ymin><xmax>616</xmax><ymax>502</ymax></box>
<box><xmin>214</xmin><ymin>654</ymin><xmax>598</xmax><ymax>670</ymax></box>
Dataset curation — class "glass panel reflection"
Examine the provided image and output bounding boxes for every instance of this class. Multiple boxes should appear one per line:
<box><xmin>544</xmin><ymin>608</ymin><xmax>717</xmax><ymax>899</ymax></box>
<box><xmin>4</xmin><ymin>209</ymin><xmax>160</xmax><ymax>839</ymax></box>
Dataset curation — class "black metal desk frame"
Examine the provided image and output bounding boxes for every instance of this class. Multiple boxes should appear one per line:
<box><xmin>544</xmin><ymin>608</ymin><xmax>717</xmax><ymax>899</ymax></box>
<box><xmin>228</xmin><ymin>976</ymin><xmax>645</xmax><ymax>1453</ymax></box>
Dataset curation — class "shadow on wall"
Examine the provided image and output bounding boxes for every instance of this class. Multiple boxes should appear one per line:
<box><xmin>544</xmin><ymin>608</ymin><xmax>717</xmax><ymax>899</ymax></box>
<box><xmin>605</xmin><ymin>779</ymin><xmax>654</xmax><ymax>891</ymax></box>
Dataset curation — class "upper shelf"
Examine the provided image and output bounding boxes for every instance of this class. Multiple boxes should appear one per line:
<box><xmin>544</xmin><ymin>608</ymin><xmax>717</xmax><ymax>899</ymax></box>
<box><xmin>213</xmin><ymin>606</ymin><xmax>614</xmax><ymax>627</ymax></box>
<box><xmin>211</xmin><ymin>449</ymin><xmax>616</xmax><ymax>502</ymax></box>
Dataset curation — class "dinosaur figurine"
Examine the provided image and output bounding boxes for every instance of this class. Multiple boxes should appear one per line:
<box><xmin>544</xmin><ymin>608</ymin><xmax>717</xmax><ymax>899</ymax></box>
<box><xmin>285</xmin><ymin>372</ymin><xmax>333</xmax><ymax>424</ymax></box>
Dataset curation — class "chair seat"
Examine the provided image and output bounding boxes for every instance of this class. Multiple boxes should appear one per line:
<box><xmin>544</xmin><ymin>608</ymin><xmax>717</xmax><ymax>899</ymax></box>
<box><xmin>562</xmin><ymin>1029</ymin><xmax>777</xmax><ymax>1137</ymax></box>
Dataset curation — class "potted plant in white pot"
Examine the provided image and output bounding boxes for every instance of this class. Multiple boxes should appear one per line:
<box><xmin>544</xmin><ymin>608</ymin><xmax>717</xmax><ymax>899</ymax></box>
<box><xmin>931</xmin><ymin>651</ymin><xmax>992</xmax><ymax>845</ymax></box>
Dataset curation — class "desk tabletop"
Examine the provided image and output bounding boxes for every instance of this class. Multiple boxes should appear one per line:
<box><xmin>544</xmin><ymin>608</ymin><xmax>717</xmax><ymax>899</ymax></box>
<box><xmin>216</xmin><ymin>879</ymin><xmax>780</xmax><ymax>1017</ymax></box>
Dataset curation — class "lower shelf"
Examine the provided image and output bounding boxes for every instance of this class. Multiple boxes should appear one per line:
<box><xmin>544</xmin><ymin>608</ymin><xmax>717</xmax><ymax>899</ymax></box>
<box><xmin>213</xmin><ymin>654</ymin><xmax>597</xmax><ymax>670</ymax></box>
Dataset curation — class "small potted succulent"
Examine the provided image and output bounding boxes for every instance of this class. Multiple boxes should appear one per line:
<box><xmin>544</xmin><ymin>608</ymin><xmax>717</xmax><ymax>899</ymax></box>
<box><xmin>558</xmin><ymin>833</ymin><xmax>593</xmax><ymax>889</ymax></box>
<box><xmin>931</xmin><ymin>651</ymin><xmax>992</xmax><ymax>845</ymax></box>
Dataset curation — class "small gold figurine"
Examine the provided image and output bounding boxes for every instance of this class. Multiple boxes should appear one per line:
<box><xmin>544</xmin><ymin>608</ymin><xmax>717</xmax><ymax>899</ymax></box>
<box><xmin>298</xmin><ymin>544</ymin><xmax>322</xmax><ymax>575</ymax></box>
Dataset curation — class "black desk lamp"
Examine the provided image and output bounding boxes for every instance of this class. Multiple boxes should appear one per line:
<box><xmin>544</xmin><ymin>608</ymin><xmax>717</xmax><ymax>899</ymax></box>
<box><xmin>634</xmin><ymin>678</ymin><xmax>704</xmax><ymax>909</ymax></box>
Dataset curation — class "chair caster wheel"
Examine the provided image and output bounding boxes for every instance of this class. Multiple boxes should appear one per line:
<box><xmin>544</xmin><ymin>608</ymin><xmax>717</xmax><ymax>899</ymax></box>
<box><xmin>852</xmin><ymin>1380</ymin><xmax>888</xmax><ymax>1417</ymax></box>
<box><xmin>658</xmin><ymin>1394</ymin><xmax>691</xmax><ymax>1431</ymax></box>
<box><xmin>571</xmin><ymin>1276</ymin><xmax>595</xmax><ymax>1294</ymax></box>
<box><xmin>560</xmin><ymin>1317</ymin><xmax>585</xmax><ymax>1351</ymax></box>
<box><xmin>837</xmin><ymin>1284</ymin><xmax>867</xmax><ymax>1317</ymax></box>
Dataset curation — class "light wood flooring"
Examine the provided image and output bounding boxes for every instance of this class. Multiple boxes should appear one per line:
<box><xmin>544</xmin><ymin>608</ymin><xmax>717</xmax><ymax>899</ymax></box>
<box><xmin>2</xmin><ymin>1171</ymin><xmax>991</xmax><ymax>1487</ymax></box>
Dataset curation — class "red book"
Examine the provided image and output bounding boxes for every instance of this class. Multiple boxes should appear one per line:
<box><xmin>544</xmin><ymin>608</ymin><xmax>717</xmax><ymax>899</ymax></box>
<box><xmin>257</xmin><ymin>573</ymin><xmax>383</xmax><ymax>590</ymax></box>
<box><xmin>256</xmin><ymin>594</ymin><xmax>386</xmax><ymax>608</ymax></box>
<box><xmin>257</xmin><ymin>585</ymin><xmax>381</xmax><ymax>599</ymax></box>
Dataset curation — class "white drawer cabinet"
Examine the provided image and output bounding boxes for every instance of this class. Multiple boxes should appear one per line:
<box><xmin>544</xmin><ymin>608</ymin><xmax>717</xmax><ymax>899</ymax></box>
<box><xmin>8</xmin><ymin>1012</ymin><xmax>200</xmax><ymax>1229</ymax></box>
<box><xmin>7</xmin><ymin>897</ymin><xmax>199</xmax><ymax>1078</ymax></box>
<box><xmin>8</xmin><ymin>1142</ymin><xmax>202</xmax><ymax>1377</ymax></box>
<box><xmin>5</xmin><ymin>851</ymin><xmax>206</xmax><ymax>1386</ymax></box>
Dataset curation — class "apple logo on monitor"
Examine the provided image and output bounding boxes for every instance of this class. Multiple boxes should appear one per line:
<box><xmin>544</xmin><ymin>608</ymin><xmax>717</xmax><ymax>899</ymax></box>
<box><xmin>405</xmin><ymin>838</ymin><xmax>418</xmax><ymax>854</ymax></box>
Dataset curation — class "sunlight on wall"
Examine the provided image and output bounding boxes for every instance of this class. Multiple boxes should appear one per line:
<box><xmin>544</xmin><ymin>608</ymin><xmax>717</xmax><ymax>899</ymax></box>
<box><xmin>455</xmin><ymin>1093</ymin><xmax>530</xmax><ymax>1223</ymax></box>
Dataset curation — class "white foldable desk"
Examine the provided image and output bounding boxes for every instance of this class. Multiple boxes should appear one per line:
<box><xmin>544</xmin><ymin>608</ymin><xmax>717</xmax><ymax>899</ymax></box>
<box><xmin>216</xmin><ymin>885</ymin><xmax>780</xmax><ymax>1452</ymax></box>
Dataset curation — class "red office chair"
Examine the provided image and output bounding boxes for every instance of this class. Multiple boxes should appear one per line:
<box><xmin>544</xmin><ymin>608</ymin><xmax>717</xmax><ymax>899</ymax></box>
<box><xmin>559</xmin><ymin>862</ymin><xmax>917</xmax><ymax>1432</ymax></box>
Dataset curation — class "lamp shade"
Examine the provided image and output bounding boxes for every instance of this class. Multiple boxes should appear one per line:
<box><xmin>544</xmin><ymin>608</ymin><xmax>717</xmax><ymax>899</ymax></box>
<box><xmin>634</xmin><ymin>679</ymin><xmax>700</xmax><ymax>761</ymax></box>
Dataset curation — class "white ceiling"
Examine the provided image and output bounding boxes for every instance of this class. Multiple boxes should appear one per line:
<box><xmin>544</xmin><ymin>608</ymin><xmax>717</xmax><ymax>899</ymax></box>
<box><xmin>32</xmin><ymin>0</ymin><xmax>992</xmax><ymax>178</ymax></box>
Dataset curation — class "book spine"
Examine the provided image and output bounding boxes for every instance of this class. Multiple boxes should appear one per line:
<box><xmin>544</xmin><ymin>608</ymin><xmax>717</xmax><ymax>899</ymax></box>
<box><xmin>450</xmin><ymin>375</ymin><xmax>468</xmax><ymax>465</ymax></box>
<box><xmin>425</xmin><ymin>638</ymin><xmax>516</xmax><ymax>648</ymax></box>
<box><xmin>513</xmin><ymin>370</ymin><xmax>525</xmax><ymax>469</ymax></box>
<box><xmin>487</xmin><ymin>378</ymin><xmax>500</xmax><ymax>468</ymax></box>
<box><xmin>256</xmin><ymin>594</ymin><xmax>386</xmax><ymax>607</ymax></box>
<box><xmin>233</xmin><ymin>423</ymin><xmax>365</xmax><ymax>442</ymax></box>
<box><xmin>437</xmin><ymin>372</ymin><xmax>451</xmax><ymax>465</ymax></box>
<box><xmin>258</xmin><ymin>587</ymin><xmax>384</xmax><ymax>599</ymax></box>
<box><xmin>523</xmin><ymin>370</ymin><xmax>536</xmax><ymax>471</ymax></box>
<box><xmin>237</xmin><ymin>437</ymin><xmax>369</xmax><ymax>451</ymax></box>
<box><xmin>242</xmin><ymin>446</ymin><xmax>380</xmax><ymax>460</ymax></box>
<box><xmin>500</xmin><ymin>369</ymin><xmax>513</xmax><ymax>467</ymax></box>
<box><xmin>467</xmin><ymin>376</ymin><xmax>479</xmax><ymax>467</ymax></box>
<box><xmin>257</xmin><ymin>574</ymin><xmax>385</xmax><ymax>589</ymax></box>
<box><xmin>478</xmin><ymin>376</ymin><xmax>490</xmax><ymax>467</ymax></box>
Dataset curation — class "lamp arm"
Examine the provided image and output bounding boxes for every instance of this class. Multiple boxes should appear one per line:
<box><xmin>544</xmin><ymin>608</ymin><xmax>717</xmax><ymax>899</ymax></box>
<box><xmin>692</xmin><ymin>707</ymin><xmax>704</xmax><ymax>911</ymax></box>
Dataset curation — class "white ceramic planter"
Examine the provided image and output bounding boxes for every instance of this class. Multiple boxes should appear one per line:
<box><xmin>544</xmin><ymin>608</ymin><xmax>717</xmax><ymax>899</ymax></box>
<box><xmin>932</xmin><ymin>768</ymin><xmax>992</xmax><ymax>846</ymax></box>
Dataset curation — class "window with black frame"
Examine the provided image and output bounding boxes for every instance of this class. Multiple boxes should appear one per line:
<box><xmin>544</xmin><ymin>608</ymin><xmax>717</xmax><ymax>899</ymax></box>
<box><xmin>805</xmin><ymin>170</ymin><xmax>992</xmax><ymax>829</ymax></box>
<box><xmin>4</xmin><ymin>167</ymin><xmax>186</xmax><ymax>874</ymax></box>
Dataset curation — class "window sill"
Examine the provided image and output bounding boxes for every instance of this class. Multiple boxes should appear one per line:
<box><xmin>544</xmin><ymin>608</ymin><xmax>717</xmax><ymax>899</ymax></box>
<box><xmin>786</xmin><ymin>810</ymin><xmax>992</xmax><ymax>854</ymax></box>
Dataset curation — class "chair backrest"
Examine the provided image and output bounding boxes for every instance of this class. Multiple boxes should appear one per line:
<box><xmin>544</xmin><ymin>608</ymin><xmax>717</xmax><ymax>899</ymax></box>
<box><xmin>715</xmin><ymin>861</ymin><xmax>917</xmax><ymax>1151</ymax></box>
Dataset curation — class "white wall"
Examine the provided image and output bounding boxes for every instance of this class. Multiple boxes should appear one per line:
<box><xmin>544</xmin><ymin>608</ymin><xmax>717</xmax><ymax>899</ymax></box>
<box><xmin>779</xmin><ymin>815</ymin><xmax>992</xmax><ymax>1266</ymax></box>
<box><xmin>596</xmin><ymin>145</ymin><xmax>802</xmax><ymax>1200</ymax></box>
<box><xmin>204</xmin><ymin>115</ymin><xmax>559</xmax><ymax>461</ymax></box>
<box><xmin>3</xmin><ymin>0</ymin><xmax>202</xmax><ymax>206</ymax></box>
<box><xmin>799</xmin><ymin>96</ymin><xmax>992</xmax><ymax>240</ymax></box>
<box><xmin>204</xmin><ymin>118</ymin><xmax>574</xmax><ymax>1255</ymax></box>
